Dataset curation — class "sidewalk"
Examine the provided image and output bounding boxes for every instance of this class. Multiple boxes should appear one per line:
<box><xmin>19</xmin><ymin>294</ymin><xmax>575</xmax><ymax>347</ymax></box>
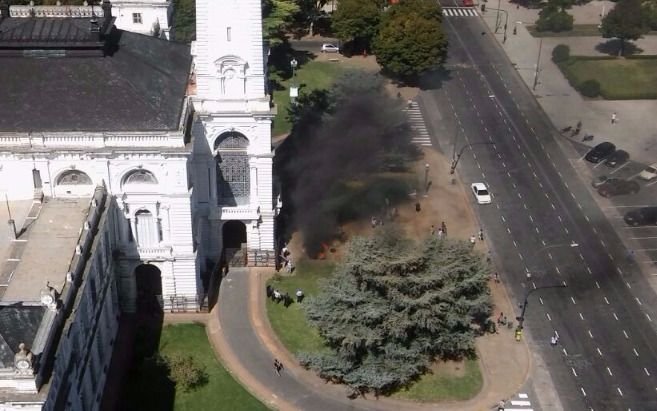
<box><xmin>175</xmin><ymin>148</ymin><xmax>533</xmax><ymax>411</ymax></box>
<box><xmin>479</xmin><ymin>0</ymin><xmax>657</xmax><ymax>165</ymax></box>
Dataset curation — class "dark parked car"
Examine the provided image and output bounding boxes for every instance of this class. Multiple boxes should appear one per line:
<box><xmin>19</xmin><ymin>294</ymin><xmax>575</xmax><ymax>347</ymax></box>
<box><xmin>585</xmin><ymin>142</ymin><xmax>616</xmax><ymax>163</ymax></box>
<box><xmin>604</xmin><ymin>149</ymin><xmax>629</xmax><ymax>167</ymax></box>
<box><xmin>624</xmin><ymin>207</ymin><xmax>657</xmax><ymax>226</ymax></box>
<box><xmin>597</xmin><ymin>179</ymin><xmax>640</xmax><ymax>197</ymax></box>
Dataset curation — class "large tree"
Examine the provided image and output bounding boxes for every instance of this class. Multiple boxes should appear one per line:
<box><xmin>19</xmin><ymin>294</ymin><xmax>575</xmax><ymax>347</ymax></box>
<box><xmin>295</xmin><ymin>0</ymin><xmax>328</xmax><ymax>36</ymax></box>
<box><xmin>332</xmin><ymin>0</ymin><xmax>382</xmax><ymax>52</ymax></box>
<box><xmin>373</xmin><ymin>0</ymin><xmax>447</xmax><ymax>81</ymax></box>
<box><xmin>600</xmin><ymin>0</ymin><xmax>650</xmax><ymax>55</ymax></box>
<box><xmin>299</xmin><ymin>229</ymin><xmax>492</xmax><ymax>394</ymax></box>
<box><xmin>263</xmin><ymin>0</ymin><xmax>301</xmax><ymax>46</ymax></box>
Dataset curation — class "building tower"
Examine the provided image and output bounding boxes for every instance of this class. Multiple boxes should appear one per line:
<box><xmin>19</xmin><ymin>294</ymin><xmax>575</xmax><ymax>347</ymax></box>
<box><xmin>190</xmin><ymin>0</ymin><xmax>276</xmax><ymax>266</ymax></box>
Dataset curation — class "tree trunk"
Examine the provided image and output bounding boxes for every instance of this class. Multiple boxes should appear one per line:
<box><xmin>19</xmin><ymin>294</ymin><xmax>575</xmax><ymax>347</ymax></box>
<box><xmin>619</xmin><ymin>38</ymin><xmax>624</xmax><ymax>57</ymax></box>
<box><xmin>309</xmin><ymin>20</ymin><xmax>314</xmax><ymax>37</ymax></box>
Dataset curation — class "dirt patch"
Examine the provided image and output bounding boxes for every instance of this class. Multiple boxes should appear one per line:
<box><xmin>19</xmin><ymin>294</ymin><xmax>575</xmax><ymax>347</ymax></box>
<box><xmin>429</xmin><ymin>360</ymin><xmax>467</xmax><ymax>378</ymax></box>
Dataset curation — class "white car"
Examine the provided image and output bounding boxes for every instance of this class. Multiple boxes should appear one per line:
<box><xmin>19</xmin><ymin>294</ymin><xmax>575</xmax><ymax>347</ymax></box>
<box><xmin>321</xmin><ymin>43</ymin><xmax>340</xmax><ymax>53</ymax></box>
<box><xmin>638</xmin><ymin>163</ymin><xmax>657</xmax><ymax>181</ymax></box>
<box><xmin>471</xmin><ymin>183</ymin><xmax>492</xmax><ymax>204</ymax></box>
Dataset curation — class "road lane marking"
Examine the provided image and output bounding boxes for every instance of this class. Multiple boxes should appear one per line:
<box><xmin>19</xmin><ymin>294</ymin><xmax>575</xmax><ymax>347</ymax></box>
<box><xmin>597</xmin><ymin>347</ymin><xmax>603</xmax><ymax>356</ymax></box>
<box><xmin>546</xmin><ymin>313</ymin><xmax>552</xmax><ymax>321</ymax></box>
<box><xmin>626</xmin><ymin>282</ymin><xmax>631</xmax><ymax>289</ymax></box>
<box><xmin>636</xmin><ymin>297</ymin><xmax>642</xmax><ymax>305</ymax></box>
<box><xmin>572</xmin><ymin>367</ymin><xmax>578</xmax><ymax>377</ymax></box>
<box><xmin>579</xmin><ymin>312</ymin><xmax>584</xmax><ymax>320</ymax></box>
<box><xmin>539</xmin><ymin>297</ymin><xmax>544</xmax><ymax>305</ymax></box>
<box><xmin>613</xmin><ymin>312</ymin><xmax>619</xmax><ymax>320</ymax></box>
<box><xmin>571</xmin><ymin>297</ymin><xmax>577</xmax><ymax>305</ymax></box>
<box><xmin>604</xmin><ymin>296</ymin><xmax>610</xmax><ymax>304</ymax></box>
<box><xmin>647</xmin><ymin>313</ymin><xmax>653</xmax><ymax>322</ymax></box>
<box><xmin>580</xmin><ymin>387</ymin><xmax>586</xmax><ymax>396</ymax></box>
<box><xmin>645</xmin><ymin>368</ymin><xmax>650</xmax><ymax>376</ymax></box>
<box><xmin>587</xmin><ymin>267</ymin><xmax>592</xmax><ymax>274</ymax></box>
<box><xmin>595</xmin><ymin>281</ymin><xmax>600</xmax><ymax>289</ymax></box>
<box><xmin>607</xmin><ymin>367</ymin><xmax>613</xmax><ymax>376</ymax></box>
<box><xmin>633</xmin><ymin>348</ymin><xmax>639</xmax><ymax>357</ymax></box>
<box><xmin>617</xmin><ymin>387</ymin><xmax>623</xmax><ymax>397</ymax></box>
<box><xmin>588</xmin><ymin>330</ymin><xmax>593</xmax><ymax>338</ymax></box>
<box><xmin>623</xmin><ymin>330</ymin><xmax>629</xmax><ymax>339</ymax></box>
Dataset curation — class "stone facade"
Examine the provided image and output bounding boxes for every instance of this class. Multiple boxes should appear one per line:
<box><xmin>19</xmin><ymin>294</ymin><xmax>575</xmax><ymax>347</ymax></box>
<box><xmin>191</xmin><ymin>0</ymin><xmax>277</xmax><ymax>265</ymax></box>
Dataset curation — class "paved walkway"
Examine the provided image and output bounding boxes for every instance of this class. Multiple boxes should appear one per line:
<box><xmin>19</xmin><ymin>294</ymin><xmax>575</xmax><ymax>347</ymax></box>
<box><xmin>163</xmin><ymin>150</ymin><xmax>535</xmax><ymax>411</ymax></box>
<box><xmin>479</xmin><ymin>0</ymin><xmax>657</xmax><ymax>165</ymax></box>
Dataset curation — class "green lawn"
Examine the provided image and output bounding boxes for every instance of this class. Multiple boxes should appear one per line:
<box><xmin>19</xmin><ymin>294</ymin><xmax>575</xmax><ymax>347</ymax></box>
<box><xmin>127</xmin><ymin>323</ymin><xmax>269</xmax><ymax>411</ymax></box>
<box><xmin>527</xmin><ymin>24</ymin><xmax>657</xmax><ymax>37</ymax></box>
<box><xmin>527</xmin><ymin>24</ymin><xmax>602</xmax><ymax>37</ymax></box>
<box><xmin>266</xmin><ymin>259</ymin><xmax>333</xmax><ymax>354</ymax></box>
<box><xmin>272</xmin><ymin>61</ymin><xmax>346</xmax><ymax>136</ymax></box>
<box><xmin>392</xmin><ymin>359</ymin><xmax>483</xmax><ymax>402</ymax></box>
<box><xmin>265</xmin><ymin>260</ymin><xmax>483</xmax><ymax>402</ymax></box>
<box><xmin>558</xmin><ymin>56</ymin><xmax>657</xmax><ymax>99</ymax></box>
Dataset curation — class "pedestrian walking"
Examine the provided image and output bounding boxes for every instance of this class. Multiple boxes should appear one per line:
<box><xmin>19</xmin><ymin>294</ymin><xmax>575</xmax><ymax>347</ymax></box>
<box><xmin>283</xmin><ymin>293</ymin><xmax>293</xmax><ymax>307</ymax></box>
<box><xmin>437</xmin><ymin>228</ymin><xmax>444</xmax><ymax>239</ymax></box>
<box><xmin>273</xmin><ymin>289</ymin><xmax>282</xmax><ymax>303</ymax></box>
<box><xmin>296</xmin><ymin>289</ymin><xmax>304</xmax><ymax>303</ymax></box>
<box><xmin>494</xmin><ymin>272</ymin><xmax>500</xmax><ymax>283</ymax></box>
<box><xmin>478</xmin><ymin>228</ymin><xmax>484</xmax><ymax>241</ymax></box>
<box><xmin>274</xmin><ymin>359</ymin><xmax>283</xmax><ymax>376</ymax></box>
<box><xmin>266</xmin><ymin>284</ymin><xmax>273</xmax><ymax>298</ymax></box>
<box><xmin>441</xmin><ymin>221</ymin><xmax>447</xmax><ymax>235</ymax></box>
<box><xmin>371</xmin><ymin>216</ymin><xmax>378</xmax><ymax>228</ymax></box>
<box><xmin>498</xmin><ymin>399</ymin><xmax>505</xmax><ymax>411</ymax></box>
<box><xmin>286</xmin><ymin>258</ymin><xmax>294</xmax><ymax>273</ymax></box>
<box><xmin>611</xmin><ymin>112</ymin><xmax>617</xmax><ymax>124</ymax></box>
<box><xmin>430</xmin><ymin>225</ymin><xmax>436</xmax><ymax>236</ymax></box>
<box><xmin>470</xmin><ymin>235</ymin><xmax>477</xmax><ymax>246</ymax></box>
<box><xmin>497</xmin><ymin>312</ymin><xmax>504</xmax><ymax>324</ymax></box>
<box><xmin>550</xmin><ymin>336</ymin><xmax>557</xmax><ymax>346</ymax></box>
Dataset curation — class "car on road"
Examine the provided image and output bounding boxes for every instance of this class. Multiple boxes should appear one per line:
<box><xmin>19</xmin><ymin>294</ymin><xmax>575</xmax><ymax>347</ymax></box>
<box><xmin>603</xmin><ymin>149</ymin><xmax>629</xmax><ymax>167</ymax></box>
<box><xmin>597</xmin><ymin>179</ymin><xmax>640</xmax><ymax>197</ymax></box>
<box><xmin>585</xmin><ymin>142</ymin><xmax>616</xmax><ymax>163</ymax></box>
<box><xmin>321</xmin><ymin>43</ymin><xmax>340</xmax><ymax>53</ymax></box>
<box><xmin>471</xmin><ymin>182</ymin><xmax>492</xmax><ymax>204</ymax></box>
<box><xmin>638</xmin><ymin>162</ymin><xmax>657</xmax><ymax>181</ymax></box>
<box><xmin>624</xmin><ymin>206</ymin><xmax>657</xmax><ymax>226</ymax></box>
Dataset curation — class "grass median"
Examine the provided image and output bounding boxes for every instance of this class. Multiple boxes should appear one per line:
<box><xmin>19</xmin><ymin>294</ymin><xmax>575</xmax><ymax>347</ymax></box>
<box><xmin>266</xmin><ymin>259</ymin><xmax>483</xmax><ymax>402</ymax></box>
<box><xmin>558</xmin><ymin>56</ymin><xmax>657</xmax><ymax>99</ymax></box>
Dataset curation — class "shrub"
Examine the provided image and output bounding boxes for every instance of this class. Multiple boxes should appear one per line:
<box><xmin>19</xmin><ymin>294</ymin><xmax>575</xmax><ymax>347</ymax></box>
<box><xmin>578</xmin><ymin>79</ymin><xmax>601</xmax><ymax>97</ymax></box>
<box><xmin>164</xmin><ymin>353</ymin><xmax>208</xmax><ymax>392</ymax></box>
<box><xmin>552</xmin><ymin>44</ymin><xmax>570</xmax><ymax>63</ymax></box>
<box><xmin>536</xmin><ymin>6</ymin><xmax>574</xmax><ymax>32</ymax></box>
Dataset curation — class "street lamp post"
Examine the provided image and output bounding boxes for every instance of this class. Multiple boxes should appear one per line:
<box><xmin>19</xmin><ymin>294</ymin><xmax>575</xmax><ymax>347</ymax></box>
<box><xmin>449</xmin><ymin>142</ymin><xmax>495</xmax><ymax>174</ymax></box>
<box><xmin>489</xmin><ymin>7</ymin><xmax>509</xmax><ymax>43</ymax></box>
<box><xmin>533</xmin><ymin>37</ymin><xmax>543</xmax><ymax>91</ymax></box>
<box><xmin>289</xmin><ymin>58</ymin><xmax>299</xmax><ymax>103</ymax></box>
<box><xmin>423</xmin><ymin>163</ymin><xmax>430</xmax><ymax>195</ymax></box>
<box><xmin>516</xmin><ymin>242</ymin><xmax>579</xmax><ymax>333</ymax></box>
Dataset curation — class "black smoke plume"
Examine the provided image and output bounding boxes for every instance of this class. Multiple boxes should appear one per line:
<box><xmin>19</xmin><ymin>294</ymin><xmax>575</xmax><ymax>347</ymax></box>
<box><xmin>276</xmin><ymin>71</ymin><xmax>416</xmax><ymax>256</ymax></box>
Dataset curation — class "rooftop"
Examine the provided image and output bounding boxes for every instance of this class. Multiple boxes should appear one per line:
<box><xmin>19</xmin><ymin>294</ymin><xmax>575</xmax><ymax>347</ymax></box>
<box><xmin>1</xmin><ymin>198</ymin><xmax>90</xmax><ymax>302</ymax></box>
<box><xmin>0</xmin><ymin>3</ymin><xmax>191</xmax><ymax>133</ymax></box>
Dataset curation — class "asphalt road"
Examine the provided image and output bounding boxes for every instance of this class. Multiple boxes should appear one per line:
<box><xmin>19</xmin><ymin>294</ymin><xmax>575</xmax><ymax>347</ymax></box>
<box><xmin>424</xmin><ymin>6</ymin><xmax>657</xmax><ymax>410</ymax></box>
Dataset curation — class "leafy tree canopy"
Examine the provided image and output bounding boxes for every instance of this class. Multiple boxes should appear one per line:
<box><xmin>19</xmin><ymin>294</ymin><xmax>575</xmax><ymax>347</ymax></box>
<box><xmin>601</xmin><ymin>0</ymin><xmax>650</xmax><ymax>54</ymax></box>
<box><xmin>535</xmin><ymin>3</ymin><xmax>574</xmax><ymax>32</ymax></box>
<box><xmin>332</xmin><ymin>0</ymin><xmax>382</xmax><ymax>51</ymax></box>
<box><xmin>295</xmin><ymin>0</ymin><xmax>328</xmax><ymax>35</ymax></box>
<box><xmin>263</xmin><ymin>0</ymin><xmax>301</xmax><ymax>46</ymax></box>
<box><xmin>373</xmin><ymin>0</ymin><xmax>448</xmax><ymax>81</ymax></box>
<box><xmin>299</xmin><ymin>229</ymin><xmax>492</xmax><ymax>394</ymax></box>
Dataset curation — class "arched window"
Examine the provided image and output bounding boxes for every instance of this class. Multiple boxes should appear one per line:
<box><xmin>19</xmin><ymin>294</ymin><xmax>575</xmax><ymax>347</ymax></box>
<box><xmin>215</xmin><ymin>132</ymin><xmax>250</xmax><ymax>206</ymax></box>
<box><xmin>57</xmin><ymin>170</ymin><xmax>92</xmax><ymax>185</ymax></box>
<box><xmin>134</xmin><ymin>209</ymin><xmax>161</xmax><ymax>248</ymax></box>
<box><xmin>123</xmin><ymin>169</ymin><xmax>158</xmax><ymax>185</ymax></box>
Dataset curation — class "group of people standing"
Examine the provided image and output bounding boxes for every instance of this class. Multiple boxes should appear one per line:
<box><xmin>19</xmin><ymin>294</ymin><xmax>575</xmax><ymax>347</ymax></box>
<box><xmin>430</xmin><ymin>221</ymin><xmax>448</xmax><ymax>238</ymax></box>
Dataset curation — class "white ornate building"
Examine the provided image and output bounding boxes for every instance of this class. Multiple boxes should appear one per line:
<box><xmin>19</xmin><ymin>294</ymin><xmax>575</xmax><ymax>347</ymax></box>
<box><xmin>0</xmin><ymin>0</ymin><xmax>276</xmax><ymax>313</ymax></box>
<box><xmin>0</xmin><ymin>0</ymin><xmax>276</xmax><ymax>409</ymax></box>
<box><xmin>111</xmin><ymin>0</ymin><xmax>171</xmax><ymax>38</ymax></box>
<box><xmin>190</xmin><ymin>0</ymin><xmax>277</xmax><ymax>267</ymax></box>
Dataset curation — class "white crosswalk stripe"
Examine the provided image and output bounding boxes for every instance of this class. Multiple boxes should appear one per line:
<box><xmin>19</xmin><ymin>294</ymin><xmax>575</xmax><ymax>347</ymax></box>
<box><xmin>442</xmin><ymin>7</ymin><xmax>479</xmax><ymax>17</ymax></box>
<box><xmin>402</xmin><ymin>101</ymin><xmax>432</xmax><ymax>147</ymax></box>
<box><xmin>501</xmin><ymin>392</ymin><xmax>534</xmax><ymax>411</ymax></box>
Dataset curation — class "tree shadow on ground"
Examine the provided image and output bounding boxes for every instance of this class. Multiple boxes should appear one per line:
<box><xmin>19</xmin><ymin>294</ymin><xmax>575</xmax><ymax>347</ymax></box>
<box><xmin>417</xmin><ymin>67</ymin><xmax>454</xmax><ymax>90</ymax></box>
<box><xmin>595</xmin><ymin>39</ymin><xmax>643</xmax><ymax>56</ymax></box>
<box><xmin>269</xmin><ymin>42</ymin><xmax>316</xmax><ymax>91</ymax></box>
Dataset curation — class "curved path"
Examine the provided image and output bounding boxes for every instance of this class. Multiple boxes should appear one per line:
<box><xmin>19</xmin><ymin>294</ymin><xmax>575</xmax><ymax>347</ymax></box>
<box><xmin>199</xmin><ymin>265</ymin><xmax>530</xmax><ymax>411</ymax></box>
